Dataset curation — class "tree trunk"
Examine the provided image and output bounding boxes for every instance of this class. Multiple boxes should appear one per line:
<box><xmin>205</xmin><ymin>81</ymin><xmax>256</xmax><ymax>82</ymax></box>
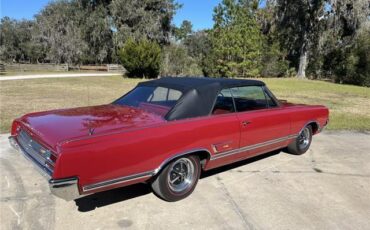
<box><xmin>297</xmin><ymin>45</ymin><xmax>308</xmax><ymax>79</ymax></box>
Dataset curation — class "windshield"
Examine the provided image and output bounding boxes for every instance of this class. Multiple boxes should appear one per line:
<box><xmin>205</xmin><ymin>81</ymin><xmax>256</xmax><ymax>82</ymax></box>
<box><xmin>113</xmin><ymin>86</ymin><xmax>183</xmax><ymax>117</ymax></box>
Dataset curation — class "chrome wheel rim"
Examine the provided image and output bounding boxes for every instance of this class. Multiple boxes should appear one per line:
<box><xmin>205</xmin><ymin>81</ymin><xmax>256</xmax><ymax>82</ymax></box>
<box><xmin>167</xmin><ymin>158</ymin><xmax>194</xmax><ymax>193</ymax></box>
<box><xmin>298</xmin><ymin>127</ymin><xmax>310</xmax><ymax>149</ymax></box>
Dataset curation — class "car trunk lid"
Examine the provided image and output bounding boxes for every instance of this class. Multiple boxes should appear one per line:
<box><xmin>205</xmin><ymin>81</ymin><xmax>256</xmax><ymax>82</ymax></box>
<box><xmin>18</xmin><ymin>104</ymin><xmax>165</xmax><ymax>150</ymax></box>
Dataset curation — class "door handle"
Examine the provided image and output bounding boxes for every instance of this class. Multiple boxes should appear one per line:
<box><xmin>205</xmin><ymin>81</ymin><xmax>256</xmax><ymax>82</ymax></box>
<box><xmin>241</xmin><ymin>121</ymin><xmax>251</xmax><ymax>126</ymax></box>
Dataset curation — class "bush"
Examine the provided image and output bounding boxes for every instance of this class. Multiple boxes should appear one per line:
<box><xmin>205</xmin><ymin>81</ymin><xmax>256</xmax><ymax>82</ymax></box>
<box><xmin>161</xmin><ymin>44</ymin><xmax>203</xmax><ymax>76</ymax></box>
<box><xmin>119</xmin><ymin>38</ymin><xmax>161</xmax><ymax>78</ymax></box>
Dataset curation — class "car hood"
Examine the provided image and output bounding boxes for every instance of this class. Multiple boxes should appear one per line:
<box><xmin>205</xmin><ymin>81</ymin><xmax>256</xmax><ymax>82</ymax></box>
<box><xmin>18</xmin><ymin>104</ymin><xmax>165</xmax><ymax>149</ymax></box>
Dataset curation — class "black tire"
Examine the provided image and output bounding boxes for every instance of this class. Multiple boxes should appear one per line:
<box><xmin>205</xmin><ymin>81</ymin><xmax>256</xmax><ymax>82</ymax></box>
<box><xmin>151</xmin><ymin>155</ymin><xmax>201</xmax><ymax>202</ymax></box>
<box><xmin>287</xmin><ymin>125</ymin><xmax>313</xmax><ymax>155</ymax></box>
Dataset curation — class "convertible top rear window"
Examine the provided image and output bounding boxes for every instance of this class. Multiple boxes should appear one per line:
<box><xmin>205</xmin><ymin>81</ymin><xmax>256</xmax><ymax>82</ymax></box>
<box><xmin>114</xmin><ymin>86</ymin><xmax>183</xmax><ymax>117</ymax></box>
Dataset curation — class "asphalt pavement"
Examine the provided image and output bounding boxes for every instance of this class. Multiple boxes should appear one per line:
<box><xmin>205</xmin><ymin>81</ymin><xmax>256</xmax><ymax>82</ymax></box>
<box><xmin>1</xmin><ymin>131</ymin><xmax>369</xmax><ymax>230</ymax></box>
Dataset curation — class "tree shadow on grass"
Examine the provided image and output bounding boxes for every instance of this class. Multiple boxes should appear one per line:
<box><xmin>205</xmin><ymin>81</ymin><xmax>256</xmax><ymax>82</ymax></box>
<box><xmin>75</xmin><ymin>149</ymin><xmax>282</xmax><ymax>212</ymax></box>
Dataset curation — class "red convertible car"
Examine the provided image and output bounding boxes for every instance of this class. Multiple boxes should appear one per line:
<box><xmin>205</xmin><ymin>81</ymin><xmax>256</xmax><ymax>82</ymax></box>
<box><xmin>9</xmin><ymin>77</ymin><xmax>329</xmax><ymax>202</ymax></box>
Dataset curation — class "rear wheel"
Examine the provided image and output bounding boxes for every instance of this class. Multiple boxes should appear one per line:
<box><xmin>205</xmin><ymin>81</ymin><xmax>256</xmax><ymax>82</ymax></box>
<box><xmin>287</xmin><ymin>126</ymin><xmax>312</xmax><ymax>155</ymax></box>
<box><xmin>151</xmin><ymin>155</ymin><xmax>201</xmax><ymax>202</ymax></box>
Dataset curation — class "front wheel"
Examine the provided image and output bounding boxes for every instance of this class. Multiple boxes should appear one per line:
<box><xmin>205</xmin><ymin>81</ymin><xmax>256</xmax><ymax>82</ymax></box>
<box><xmin>151</xmin><ymin>155</ymin><xmax>201</xmax><ymax>202</ymax></box>
<box><xmin>287</xmin><ymin>126</ymin><xmax>313</xmax><ymax>155</ymax></box>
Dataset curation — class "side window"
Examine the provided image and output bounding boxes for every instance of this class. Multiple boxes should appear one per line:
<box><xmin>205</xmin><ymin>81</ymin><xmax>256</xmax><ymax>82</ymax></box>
<box><xmin>264</xmin><ymin>90</ymin><xmax>277</xmax><ymax>107</ymax></box>
<box><xmin>231</xmin><ymin>86</ymin><xmax>268</xmax><ymax>112</ymax></box>
<box><xmin>212</xmin><ymin>89</ymin><xmax>235</xmax><ymax>115</ymax></box>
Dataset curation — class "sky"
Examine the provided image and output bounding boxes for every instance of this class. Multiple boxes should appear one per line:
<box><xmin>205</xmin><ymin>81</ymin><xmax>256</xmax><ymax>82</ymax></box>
<box><xmin>174</xmin><ymin>0</ymin><xmax>221</xmax><ymax>30</ymax></box>
<box><xmin>1</xmin><ymin>0</ymin><xmax>221</xmax><ymax>31</ymax></box>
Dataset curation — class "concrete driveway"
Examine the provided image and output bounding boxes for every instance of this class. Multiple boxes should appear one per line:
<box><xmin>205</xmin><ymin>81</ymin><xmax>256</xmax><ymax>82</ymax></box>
<box><xmin>1</xmin><ymin>131</ymin><xmax>369</xmax><ymax>230</ymax></box>
<box><xmin>0</xmin><ymin>73</ymin><xmax>122</xmax><ymax>81</ymax></box>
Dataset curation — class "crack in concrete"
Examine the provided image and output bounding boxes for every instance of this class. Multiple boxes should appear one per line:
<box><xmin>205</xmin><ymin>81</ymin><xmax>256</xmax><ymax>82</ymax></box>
<box><xmin>1</xmin><ymin>158</ymin><xmax>56</xmax><ymax>230</ymax></box>
<box><xmin>1</xmin><ymin>159</ymin><xmax>26</xmax><ymax>230</ymax></box>
<box><xmin>216</xmin><ymin>176</ymin><xmax>256</xmax><ymax>230</ymax></box>
<box><xmin>8</xmin><ymin>205</ymin><xmax>21</xmax><ymax>226</ymax></box>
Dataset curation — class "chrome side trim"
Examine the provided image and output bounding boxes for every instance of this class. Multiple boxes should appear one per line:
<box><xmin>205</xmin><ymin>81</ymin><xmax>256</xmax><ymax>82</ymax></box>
<box><xmin>210</xmin><ymin>134</ymin><xmax>297</xmax><ymax>161</ymax></box>
<box><xmin>82</xmin><ymin>171</ymin><xmax>154</xmax><ymax>193</ymax></box>
<box><xmin>74</xmin><ymin>135</ymin><xmax>298</xmax><ymax>194</ymax></box>
<box><xmin>153</xmin><ymin>148</ymin><xmax>212</xmax><ymax>175</ymax></box>
<box><xmin>211</xmin><ymin>145</ymin><xmax>218</xmax><ymax>154</ymax></box>
<box><xmin>49</xmin><ymin>177</ymin><xmax>80</xmax><ymax>201</ymax></box>
<box><xmin>83</xmin><ymin>149</ymin><xmax>212</xmax><ymax>193</ymax></box>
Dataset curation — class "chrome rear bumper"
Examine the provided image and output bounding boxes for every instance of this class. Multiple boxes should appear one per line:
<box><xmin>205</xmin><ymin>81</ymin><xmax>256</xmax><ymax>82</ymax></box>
<box><xmin>49</xmin><ymin>177</ymin><xmax>80</xmax><ymax>201</ymax></box>
<box><xmin>9</xmin><ymin>136</ymin><xmax>80</xmax><ymax>201</ymax></box>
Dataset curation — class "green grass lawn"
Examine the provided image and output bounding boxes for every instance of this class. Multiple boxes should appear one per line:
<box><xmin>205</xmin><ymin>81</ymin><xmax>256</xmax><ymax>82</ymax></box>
<box><xmin>263</xmin><ymin>78</ymin><xmax>370</xmax><ymax>131</ymax></box>
<box><xmin>0</xmin><ymin>76</ymin><xmax>369</xmax><ymax>133</ymax></box>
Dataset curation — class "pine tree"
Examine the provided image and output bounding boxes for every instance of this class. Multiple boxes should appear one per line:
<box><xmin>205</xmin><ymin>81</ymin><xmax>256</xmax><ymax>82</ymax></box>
<box><xmin>210</xmin><ymin>0</ymin><xmax>263</xmax><ymax>78</ymax></box>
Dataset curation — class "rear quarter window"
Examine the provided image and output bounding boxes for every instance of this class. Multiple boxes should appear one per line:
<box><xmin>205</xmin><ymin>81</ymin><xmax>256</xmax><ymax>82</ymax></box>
<box><xmin>114</xmin><ymin>86</ymin><xmax>182</xmax><ymax>117</ymax></box>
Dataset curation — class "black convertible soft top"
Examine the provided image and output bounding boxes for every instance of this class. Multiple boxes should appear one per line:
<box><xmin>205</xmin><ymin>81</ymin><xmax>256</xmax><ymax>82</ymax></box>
<box><xmin>137</xmin><ymin>77</ymin><xmax>266</xmax><ymax>121</ymax></box>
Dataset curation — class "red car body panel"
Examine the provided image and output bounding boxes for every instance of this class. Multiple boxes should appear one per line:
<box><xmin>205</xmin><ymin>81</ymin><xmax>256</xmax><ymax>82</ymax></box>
<box><xmin>10</xmin><ymin>79</ymin><xmax>329</xmax><ymax>199</ymax></box>
<box><xmin>11</xmin><ymin>103</ymin><xmax>328</xmax><ymax>196</ymax></box>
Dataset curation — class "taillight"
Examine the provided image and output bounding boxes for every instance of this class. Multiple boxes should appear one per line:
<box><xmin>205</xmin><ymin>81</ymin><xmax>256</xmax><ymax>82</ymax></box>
<box><xmin>40</xmin><ymin>148</ymin><xmax>57</xmax><ymax>165</ymax></box>
<box><xmin>11</xmin><ymin>121</ymin><xmax>21</xmax><ymax>135</ymax></box>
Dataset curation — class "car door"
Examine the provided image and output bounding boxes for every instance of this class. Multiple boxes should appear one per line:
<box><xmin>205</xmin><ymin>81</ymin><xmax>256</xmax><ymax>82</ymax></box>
<box><xmin>204</xmin><ymin>88</ymin><xmax>243</xmax><ymax>168</ymax></box>
<box><xmin>231</xmin><ymin>86</ymin><xmax>291</xmax><ymax>159</ymax></box>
